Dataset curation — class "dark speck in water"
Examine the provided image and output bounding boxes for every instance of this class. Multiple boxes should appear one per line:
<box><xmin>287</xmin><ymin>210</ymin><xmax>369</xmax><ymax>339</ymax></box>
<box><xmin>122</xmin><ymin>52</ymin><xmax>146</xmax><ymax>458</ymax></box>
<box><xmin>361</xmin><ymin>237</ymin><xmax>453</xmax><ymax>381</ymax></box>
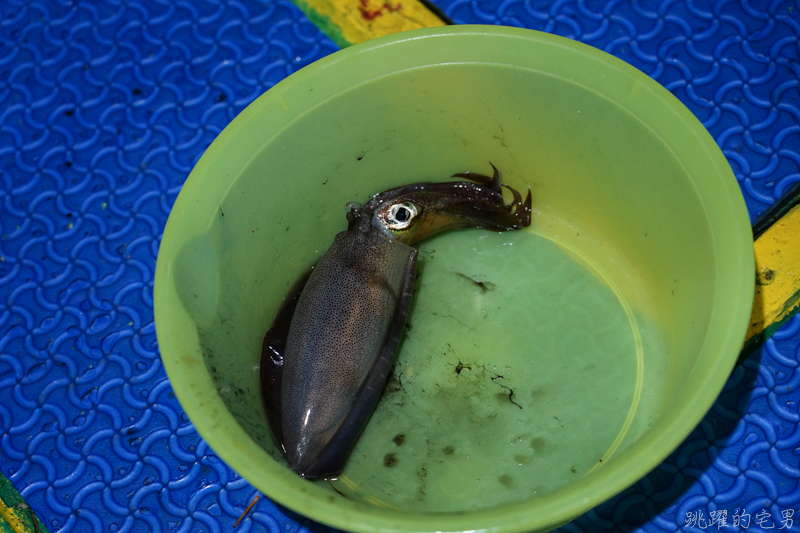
<box><xmin>571</xmin><ymin>466</ymin><xmax>577</xmax><ymax>473</ymax></box>
<box><xmin>456</xmin><ymin>272</ymin><xmax>495</xmax><ymax>293</ymax></box>
<box><xmin>530</xmin><ymin>388</ymin><xmax>546</xmax><ymax>400</ymax></box>
<box><xmin>393</xmin><ymin>434</ymin><xmax>405</xmax><ymax>446</ymax></box>
<box><xmin>530</xmin><ymin>437</ymin><xmax>545</xmax><ymax>452</ymax></box>
<box><xmin>501</xmin><ymin>388</ymin><xmax>522</xmax><ymax>409</ymax></box>
<box><xmin>496</xmin><ymin>392</ymin><xmax>513</xmax><ymax>405</ymax></box>
<box><xmin>498</xmin><ymin>474</ymin><xmax>513</xmax><ymax>488</ymax></box>
<box><xmin>383</xmin><ymin>453</ymin><xmax>398</xmax><ymax>467</ymax></box>
<box><xmin>384</xmin><ymin>373</ymin><xmax>402</xmax><ymax>394</ymax></box>
<box><xmin>455</xmin><ymin>360</ymin><xmax>472</xmax><ymax>375</ymax></box>
<box><xmin>443</xmin><ymin>445</ymin><xmax>455</xmax><ymax>455</ymax></box>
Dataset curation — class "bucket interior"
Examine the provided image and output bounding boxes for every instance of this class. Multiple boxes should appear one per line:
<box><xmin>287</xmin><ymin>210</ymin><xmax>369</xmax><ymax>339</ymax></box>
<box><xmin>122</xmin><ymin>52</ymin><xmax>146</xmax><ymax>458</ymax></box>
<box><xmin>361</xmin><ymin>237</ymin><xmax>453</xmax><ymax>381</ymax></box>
<box><xmin>169</xmin><ymin>61</ymin><xmax>718</xmax><ymax>512</ymax></box>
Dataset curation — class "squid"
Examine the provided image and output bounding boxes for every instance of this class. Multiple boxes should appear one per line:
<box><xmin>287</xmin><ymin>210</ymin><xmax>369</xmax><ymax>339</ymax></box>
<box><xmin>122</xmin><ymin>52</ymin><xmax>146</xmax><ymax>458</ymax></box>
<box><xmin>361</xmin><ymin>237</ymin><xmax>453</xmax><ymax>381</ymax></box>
<box><xmin>261</xmin><ymin>164</ymin><xmax>532</xmax><ymax>479</ymax></box>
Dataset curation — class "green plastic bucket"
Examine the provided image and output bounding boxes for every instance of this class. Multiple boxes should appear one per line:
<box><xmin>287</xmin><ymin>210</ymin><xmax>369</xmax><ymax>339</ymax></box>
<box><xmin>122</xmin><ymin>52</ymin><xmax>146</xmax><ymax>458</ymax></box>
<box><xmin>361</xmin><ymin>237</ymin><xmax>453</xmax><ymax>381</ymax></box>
<box><xmin>154</xmin><ymin>25</ymin><xmax>754</xmax><ymax>533</ymax></box>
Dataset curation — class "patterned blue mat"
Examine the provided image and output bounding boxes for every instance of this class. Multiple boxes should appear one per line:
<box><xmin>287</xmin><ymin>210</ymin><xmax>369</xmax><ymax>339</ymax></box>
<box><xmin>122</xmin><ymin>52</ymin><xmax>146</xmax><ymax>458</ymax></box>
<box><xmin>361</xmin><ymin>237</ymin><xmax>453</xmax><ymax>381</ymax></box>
<box><xmin>0</xmin><ymin>0</ymin><xmax>798</xmax><ymax>532</ymax></box>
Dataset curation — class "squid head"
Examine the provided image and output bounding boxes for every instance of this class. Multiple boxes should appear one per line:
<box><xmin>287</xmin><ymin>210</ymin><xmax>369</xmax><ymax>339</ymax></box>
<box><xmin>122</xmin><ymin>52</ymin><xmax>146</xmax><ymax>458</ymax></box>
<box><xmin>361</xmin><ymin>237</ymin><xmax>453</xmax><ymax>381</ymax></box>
<box><xmin>367</xmin><ymin>163</ymin><xmax>531</xmax><ymax>245</ymax></box>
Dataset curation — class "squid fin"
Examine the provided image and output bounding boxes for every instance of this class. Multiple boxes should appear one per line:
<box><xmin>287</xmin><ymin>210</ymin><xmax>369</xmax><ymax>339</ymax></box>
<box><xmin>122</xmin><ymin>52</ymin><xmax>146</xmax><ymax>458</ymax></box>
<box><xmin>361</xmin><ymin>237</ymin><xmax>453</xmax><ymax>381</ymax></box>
<box><xmin>260</xmin><ymin>268</ymin><xmax>313</xmax><ymax>450</ymax></box>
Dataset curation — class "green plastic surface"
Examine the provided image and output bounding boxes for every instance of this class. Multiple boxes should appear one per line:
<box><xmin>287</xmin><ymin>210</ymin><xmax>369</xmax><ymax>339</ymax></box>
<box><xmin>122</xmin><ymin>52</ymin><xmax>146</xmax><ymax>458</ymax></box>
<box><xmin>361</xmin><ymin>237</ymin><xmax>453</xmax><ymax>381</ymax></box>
<box><xmin>154</xmin><ymin>26</ymin><xmax>754</xmax><ymax>533</ymax></box>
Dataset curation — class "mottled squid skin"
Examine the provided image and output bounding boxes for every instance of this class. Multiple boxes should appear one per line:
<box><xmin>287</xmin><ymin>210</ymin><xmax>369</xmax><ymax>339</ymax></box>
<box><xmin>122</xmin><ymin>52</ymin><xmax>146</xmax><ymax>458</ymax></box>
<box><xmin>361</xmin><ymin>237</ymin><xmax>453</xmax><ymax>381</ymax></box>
<box><xmin>262</xmin><ymin>164</ymin><xmax>531</xmax><ymax>479</ymax></box>
<box><xmin>281</xmin><ymin>208</ymin><xmax>417</xmax><ymax>478</ymax></box>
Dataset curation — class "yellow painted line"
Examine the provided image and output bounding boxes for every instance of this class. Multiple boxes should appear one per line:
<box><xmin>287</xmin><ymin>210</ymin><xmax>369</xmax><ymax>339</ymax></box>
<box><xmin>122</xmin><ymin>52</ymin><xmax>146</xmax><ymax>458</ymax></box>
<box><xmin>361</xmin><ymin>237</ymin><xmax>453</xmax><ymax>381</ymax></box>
<box><xmin>0</xmin><ymin>499</ymin><xmax>27</xmax><ymax>533</ymax></box>
<box><xmin>741</xmin><ymin>202</ymin><xmax>800</xmax><ymax>360</ymax></box>
<box><xmin>292</xmin><ymin>0</ymin><xmax>446</xmax><ymax>48</ymax></box>
<box><xmin>0</xmin><ymin>474</ymin><xmax>46</xmax><ymax>533</ymax></box>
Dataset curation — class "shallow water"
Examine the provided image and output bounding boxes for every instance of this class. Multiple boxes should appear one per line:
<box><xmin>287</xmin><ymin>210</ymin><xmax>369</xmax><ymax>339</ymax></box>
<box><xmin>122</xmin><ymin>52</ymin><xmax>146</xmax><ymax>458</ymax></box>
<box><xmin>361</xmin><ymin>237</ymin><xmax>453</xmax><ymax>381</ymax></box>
<box><xmin>323</xmin><ymin>229</ymin><xmax>667</xmax><ymax>511</ymax></box>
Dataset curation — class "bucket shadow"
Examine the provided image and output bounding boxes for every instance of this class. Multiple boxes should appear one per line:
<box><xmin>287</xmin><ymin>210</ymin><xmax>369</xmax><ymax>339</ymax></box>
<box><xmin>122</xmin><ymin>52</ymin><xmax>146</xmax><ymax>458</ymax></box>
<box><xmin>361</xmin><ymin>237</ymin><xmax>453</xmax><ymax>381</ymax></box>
<box><xmin>556</xmin><ymin>347</ymin><xmax>763</xmax><ymax>532</ymax></box>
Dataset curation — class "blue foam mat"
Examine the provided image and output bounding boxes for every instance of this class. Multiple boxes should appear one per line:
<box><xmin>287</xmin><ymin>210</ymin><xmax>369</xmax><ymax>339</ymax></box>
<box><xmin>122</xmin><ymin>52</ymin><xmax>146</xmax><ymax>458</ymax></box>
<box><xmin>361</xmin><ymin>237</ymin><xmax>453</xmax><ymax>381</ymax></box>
<box><xmin>0</xmin><ymin>0</ymin><xmax>799</xmax><ymax>532</ymax></box>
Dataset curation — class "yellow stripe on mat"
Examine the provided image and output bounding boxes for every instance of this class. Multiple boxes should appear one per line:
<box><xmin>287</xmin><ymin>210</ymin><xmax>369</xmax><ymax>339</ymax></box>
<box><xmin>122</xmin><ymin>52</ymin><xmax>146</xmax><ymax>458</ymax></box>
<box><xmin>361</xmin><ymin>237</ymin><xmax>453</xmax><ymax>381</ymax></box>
<box><xmin>292</xmin><ymin>0</ymin><xmax>445</xmax><ymax>47</ymax></box>
<box><xmin>0</xmin><ymin>474</ymin><xmax>46</xmax><ymax>533</ymax></box>
<box><xmin>0</xmin><ymin>499</ymin><xmax>28</xmax><ymax>533</ymax></box>
<box><xmin>742</xmin><ymin>201</ymin><xmax>800</xmax><ymax>361</ymax></box>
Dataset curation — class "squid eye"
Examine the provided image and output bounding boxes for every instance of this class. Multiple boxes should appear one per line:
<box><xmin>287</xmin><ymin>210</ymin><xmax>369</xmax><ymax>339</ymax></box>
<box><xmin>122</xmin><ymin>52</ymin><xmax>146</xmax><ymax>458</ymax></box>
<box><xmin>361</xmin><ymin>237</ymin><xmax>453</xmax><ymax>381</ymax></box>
<box><xmin>385</xmin><ymin>202</ymin><xmax>418</xmax><ymax>230</ymax></box>
<box><xmin>395</xmin><ymin>207</ymin><xmax>411</xmax><ymax>222</ymax></box>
